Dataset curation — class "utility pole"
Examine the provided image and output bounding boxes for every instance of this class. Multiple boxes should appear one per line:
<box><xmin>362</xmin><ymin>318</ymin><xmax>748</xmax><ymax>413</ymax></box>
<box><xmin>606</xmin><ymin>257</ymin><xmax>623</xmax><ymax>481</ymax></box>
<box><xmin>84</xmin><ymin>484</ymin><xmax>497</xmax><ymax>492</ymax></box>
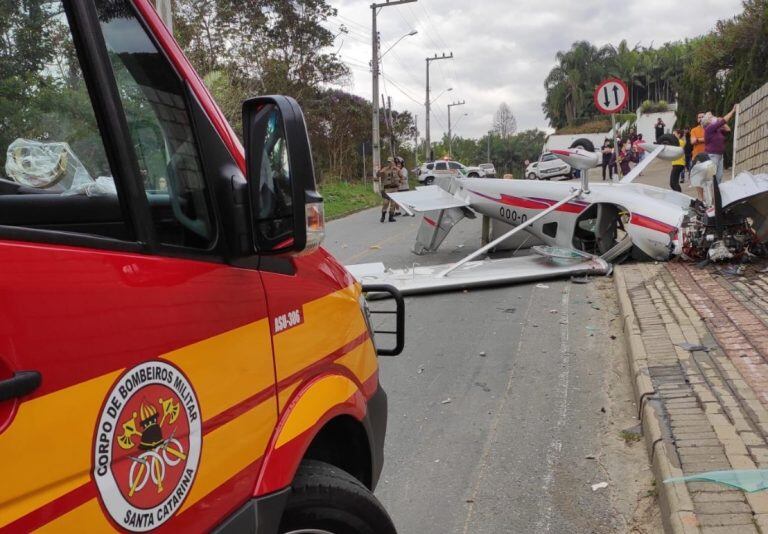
<box><xmin>425</xmin><ymin>52</ymin><xmax>453</xmax><ymax>161</ymax></box>
<box><xmin>447</xmin><ymin>100</ymin><xmax>465</xmax><ymax>157</ymax></box>
<box><xmin>388</xmin><ymin>96</ymin><xmax>395</xmax><ymax>157</ymax></box>
<box><xmin>487</xmin><ymin>130</ymin><xmax>492</xmax><ymax>163</ymax></box>
<box><xmin>155</xmin><ymin>0</ymin><xmax>173</xmax><ymax>32</ymax></box>
<box><xmin>414</xmin><ymin>114</ymin><xmax>419</xmax><ymax>167</ymax></box>
<box><xmin>371</xmin><ymin>0</ymin><xmax>417</xmax><ymax>175</ymax></box>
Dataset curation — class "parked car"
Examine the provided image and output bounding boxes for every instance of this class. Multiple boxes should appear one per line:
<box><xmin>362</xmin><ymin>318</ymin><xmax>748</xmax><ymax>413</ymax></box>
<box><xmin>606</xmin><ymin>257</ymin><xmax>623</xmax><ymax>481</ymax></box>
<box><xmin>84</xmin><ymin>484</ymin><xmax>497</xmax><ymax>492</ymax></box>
<box><xmin>418</xmin><ymin>160</ymin><xmax>477</xmax><ymax>183</ymax></box>
<box><xmin>525</xmin><ymin>161</ymin><xmax>539</xmax><ymax>180</ymax></box>
<box><xmin>478</xmin><ymin>163</ymin><xmax>496</xmax><ymax>177</ymax></box>
<box><xmin>527</xmin><ymin>152</ymin><xmax>572</xmax><ymax>180</ymax></box>
<box><xmin>463</xmin><ymin>165</ymin><xmax>487</xmax><ymax>178</ymax></box>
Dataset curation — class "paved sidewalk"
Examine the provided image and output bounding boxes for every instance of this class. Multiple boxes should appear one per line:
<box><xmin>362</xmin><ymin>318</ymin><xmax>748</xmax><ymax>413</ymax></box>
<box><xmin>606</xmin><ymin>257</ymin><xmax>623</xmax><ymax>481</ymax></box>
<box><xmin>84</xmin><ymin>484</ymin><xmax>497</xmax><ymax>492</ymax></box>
<box><xmin>616</xmin><ymin>262</ymin><xmax>768</xmax><ymax>533</ymax></box>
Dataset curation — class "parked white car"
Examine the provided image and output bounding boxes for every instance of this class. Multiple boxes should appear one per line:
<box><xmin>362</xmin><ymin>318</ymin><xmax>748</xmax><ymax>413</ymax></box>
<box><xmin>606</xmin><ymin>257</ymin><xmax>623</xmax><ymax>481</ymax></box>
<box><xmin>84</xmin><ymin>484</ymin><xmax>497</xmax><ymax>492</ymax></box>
<box><xmin>464</xmin><ymin>165</ymin><xmax>487</xmax><ymax>178</ymax></box>
<box><xmin>477</xmin><ymin>163</ymin><xmax>496</xmax><ymax>177</ymax></box>
<box><xmin>525</xmin><ymin>161</ymin><xmax>539</xmax><ymax>180</ymax></box>
<box><xmin>526</xmin><ymin>152</ymin><xmax>572</xmax><ymax>180</ymax></box>
<box><xmin>418</xmin><ymin>160</ymin><xmax>480</xmax><ymax>184</ymax></box>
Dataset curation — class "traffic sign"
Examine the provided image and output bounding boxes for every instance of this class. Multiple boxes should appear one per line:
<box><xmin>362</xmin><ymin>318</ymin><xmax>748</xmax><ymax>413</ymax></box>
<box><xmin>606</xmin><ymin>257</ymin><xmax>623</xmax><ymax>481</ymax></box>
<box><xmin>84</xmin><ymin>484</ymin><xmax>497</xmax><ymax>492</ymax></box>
<box><xmin>594</xmin><ymin>78</ymin><xmax>628</xmax><ymax>114</ymax></box>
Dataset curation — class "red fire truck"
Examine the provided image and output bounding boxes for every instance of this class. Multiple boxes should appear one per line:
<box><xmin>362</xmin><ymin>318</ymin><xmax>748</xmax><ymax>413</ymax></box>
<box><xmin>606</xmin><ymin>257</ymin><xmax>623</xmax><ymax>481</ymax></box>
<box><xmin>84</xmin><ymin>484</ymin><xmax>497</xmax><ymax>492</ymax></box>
<box><xmin>0</xmin><ymin>1</ymin><xmax>403</xmax><ymax>532</ymax></box>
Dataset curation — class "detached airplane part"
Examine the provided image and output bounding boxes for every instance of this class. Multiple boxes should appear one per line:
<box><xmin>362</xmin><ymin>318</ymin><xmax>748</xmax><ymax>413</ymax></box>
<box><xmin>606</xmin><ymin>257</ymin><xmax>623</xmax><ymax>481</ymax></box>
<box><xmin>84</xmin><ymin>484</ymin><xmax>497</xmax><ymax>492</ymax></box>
<box><xmin>348</xmin><ymin>254</ymin><xmax>609</xmax><ymax>296</ymax></box>
<box><xmin>349</xmin><ymin>141</ymin><xmax>768</xmax><ymax>294</ymax></box>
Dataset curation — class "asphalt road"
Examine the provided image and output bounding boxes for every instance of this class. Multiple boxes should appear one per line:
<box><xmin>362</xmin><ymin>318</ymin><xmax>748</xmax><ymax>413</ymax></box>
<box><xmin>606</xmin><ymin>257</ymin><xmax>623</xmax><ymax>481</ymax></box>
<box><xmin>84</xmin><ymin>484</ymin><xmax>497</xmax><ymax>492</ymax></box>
<box><xmin>325</xmin><ymin>207</ymin><xmax>659</xmax><ymax>533</ymax></box>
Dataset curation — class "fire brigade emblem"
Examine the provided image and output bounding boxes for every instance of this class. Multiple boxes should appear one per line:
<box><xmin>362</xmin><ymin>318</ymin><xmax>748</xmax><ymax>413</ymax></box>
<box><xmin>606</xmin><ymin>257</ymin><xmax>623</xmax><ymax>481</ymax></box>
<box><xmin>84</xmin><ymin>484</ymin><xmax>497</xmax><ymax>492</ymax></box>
<box><xmin>93</xmin><ymin>361</ymin><xmax>202</xmax><ymax>532</ymax></box>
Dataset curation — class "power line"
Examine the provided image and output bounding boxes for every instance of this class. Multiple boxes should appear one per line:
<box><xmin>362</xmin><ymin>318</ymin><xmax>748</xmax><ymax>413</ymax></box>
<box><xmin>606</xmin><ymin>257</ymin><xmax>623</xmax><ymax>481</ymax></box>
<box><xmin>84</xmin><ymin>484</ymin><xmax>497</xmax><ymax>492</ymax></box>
<box><xmin>381</xmin><ymin>74</ymin><xmax>422</xmax><ymax>105</ymax></box>
<box><xmin>324</xmin><ymin>21</ymin><xmax>370</xmax><ymax>43</ymax></box>
<box><xmin>420</xmin><ymin>3</ymin><xmax>449</xmax><ymax>50</ymax></box>
<box><xmin>385</xmin><ymin>49</ymin><xmax>423</xmax><ymax>90</ymax></box>
<box><xmin>332</xmin><ymin>13</ymin><xmax>370</xmax><ymax>32</ymax></box>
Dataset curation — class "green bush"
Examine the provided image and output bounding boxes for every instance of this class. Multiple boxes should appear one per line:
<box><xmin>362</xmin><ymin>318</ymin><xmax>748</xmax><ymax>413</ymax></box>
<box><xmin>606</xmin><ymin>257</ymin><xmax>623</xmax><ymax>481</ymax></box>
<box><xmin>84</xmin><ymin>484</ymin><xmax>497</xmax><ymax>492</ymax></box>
<box><xmin>640</xmin><ymin>100</ymin><xmax>670</xmax><ymax>113</ymax></box>
<box><xmin>555</xmin><ymin>119</ymin><xmax>612</xmax><ymax>134</ymax></box>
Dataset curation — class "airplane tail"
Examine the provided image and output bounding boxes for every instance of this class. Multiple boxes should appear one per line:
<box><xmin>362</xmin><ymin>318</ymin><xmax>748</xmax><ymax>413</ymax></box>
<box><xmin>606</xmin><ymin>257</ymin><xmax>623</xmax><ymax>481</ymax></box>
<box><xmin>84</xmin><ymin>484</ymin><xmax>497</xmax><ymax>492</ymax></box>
<box><xmin>415</xmin><ymin>175</ymin><xmax>478</xmax><ymax>254</ymax></box>
<box><xmin>413</xmin><ymin>207</ymin><xmax>468</xmax><ymax>255</ymax></box>
<box><xmin>386</xmin><ymin>175</ymin><xmax>473</xmax><ymax>255</ymax></box>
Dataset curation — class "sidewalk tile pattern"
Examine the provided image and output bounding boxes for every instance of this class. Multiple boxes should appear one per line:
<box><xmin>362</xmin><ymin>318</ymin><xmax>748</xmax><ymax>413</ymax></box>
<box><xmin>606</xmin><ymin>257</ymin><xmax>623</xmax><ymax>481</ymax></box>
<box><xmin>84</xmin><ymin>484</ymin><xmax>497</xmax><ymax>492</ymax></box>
<box><xmin>620</xmin><ymin>263</ymin><xmax>768</xmax><ymax>533</ymax></box>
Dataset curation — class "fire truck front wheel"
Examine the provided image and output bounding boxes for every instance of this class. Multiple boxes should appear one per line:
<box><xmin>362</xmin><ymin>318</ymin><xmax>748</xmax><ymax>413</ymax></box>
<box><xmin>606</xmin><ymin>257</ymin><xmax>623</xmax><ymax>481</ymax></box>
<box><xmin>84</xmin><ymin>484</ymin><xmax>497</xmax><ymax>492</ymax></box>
<box><xmin>279</xmin><ymin>460</ymin><xmax>396</xmax><ymax>534</ymax></box>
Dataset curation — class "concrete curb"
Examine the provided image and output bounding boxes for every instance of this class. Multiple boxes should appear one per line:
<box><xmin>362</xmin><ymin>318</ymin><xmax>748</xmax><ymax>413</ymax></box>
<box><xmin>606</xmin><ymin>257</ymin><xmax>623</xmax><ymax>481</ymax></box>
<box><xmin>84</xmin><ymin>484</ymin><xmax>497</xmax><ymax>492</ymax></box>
<box><xmin>614</xmin><ymin>266</ymin><xmax>700</xmax><ymax>534</ymax></box>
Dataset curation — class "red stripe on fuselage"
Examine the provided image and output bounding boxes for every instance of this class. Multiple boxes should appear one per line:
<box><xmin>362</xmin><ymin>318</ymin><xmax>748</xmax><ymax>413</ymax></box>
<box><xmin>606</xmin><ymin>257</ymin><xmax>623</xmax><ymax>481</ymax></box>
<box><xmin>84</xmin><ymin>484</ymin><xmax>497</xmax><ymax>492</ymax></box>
<box><xmin>467</xmin><ymin>190</ymin><xmax>587</xmax><ymax>214</ymax></box>
<box><xmin>629</xmin><ymin>213</ymin><xmax>677</xmax><ymax>234</ymax></box>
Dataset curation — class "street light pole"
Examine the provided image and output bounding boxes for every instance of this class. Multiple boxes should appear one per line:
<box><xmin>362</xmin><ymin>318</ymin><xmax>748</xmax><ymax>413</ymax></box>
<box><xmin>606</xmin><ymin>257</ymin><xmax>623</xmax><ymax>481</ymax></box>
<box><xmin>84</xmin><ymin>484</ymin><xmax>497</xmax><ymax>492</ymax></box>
<box><xmin>447</xmin><ymin>100</ymin><xmax>465</xmax><ymax>157</ymax></box>
<box><xmin>371</xmin><ymin>0</ymin><xmax>417</xmax><ymax>176</ymax></box>
<box><xmin>425</xmin><ymin>52</ymin><xmax>453</xmax><ymax>161</ymax></box>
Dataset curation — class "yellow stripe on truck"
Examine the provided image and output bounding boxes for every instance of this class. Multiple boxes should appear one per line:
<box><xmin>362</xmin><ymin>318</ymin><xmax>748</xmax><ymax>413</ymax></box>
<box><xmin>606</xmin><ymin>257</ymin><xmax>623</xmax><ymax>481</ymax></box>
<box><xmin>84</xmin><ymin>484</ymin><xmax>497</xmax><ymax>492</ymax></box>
<box><xmin>334</xmin><ymin>340</ymin><xmax>378</xmax><ymax>386</ymax></box>
<box><xmin>275</xmin><ymin>375</ymin><xmax>360</xmax><ymax>448</ymax></box>
<box><xmin>166</xmin><ymin>319</ymin><xmax>274</xmax><ymax>421</ymax></box>
<box><xmin>34</xmin><ymin>397</ymin><xmax>277</xmax><ymax>531</ymax></box>
<box><xmin>272</xmin><ymin>286</ymin><xmax>369</xmax><ymax>385</ymax></box>
<box><xmin>0</xmin><ymin>319</ymin><xmax>272</xmax><ymax>529</ymax></box>
<box><xmin>0</xmin><ymin>370</ymin><xmax>120</xmax><ymax>528</ymax></box>
<box><xmin>178</xmin><ymin>400</ymin><xmax>275</xmax><ymax>513</ymax></box>
<box><xmin>33</xmin><ymin>499</ymin><xmax>110</xmax><ymax>533</ymax></box>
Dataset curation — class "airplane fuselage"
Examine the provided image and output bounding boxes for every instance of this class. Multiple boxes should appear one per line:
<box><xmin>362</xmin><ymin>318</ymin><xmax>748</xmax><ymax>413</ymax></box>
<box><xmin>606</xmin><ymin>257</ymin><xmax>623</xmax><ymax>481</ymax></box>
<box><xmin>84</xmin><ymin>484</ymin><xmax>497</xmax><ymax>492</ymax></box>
<box><xmin>456</xmin><ymin>178</ymin><xmax>690</xmax><ymax>260</ymax></box>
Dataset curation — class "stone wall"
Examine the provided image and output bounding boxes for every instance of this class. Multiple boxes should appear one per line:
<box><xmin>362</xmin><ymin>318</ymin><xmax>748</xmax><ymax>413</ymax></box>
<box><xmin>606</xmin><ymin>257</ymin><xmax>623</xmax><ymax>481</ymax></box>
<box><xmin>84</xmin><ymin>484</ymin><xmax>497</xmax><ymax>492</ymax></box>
<box><xmin>735</xmin><ymin>81</ymin><xmax>768</xmax><ymax>175</ymax></box>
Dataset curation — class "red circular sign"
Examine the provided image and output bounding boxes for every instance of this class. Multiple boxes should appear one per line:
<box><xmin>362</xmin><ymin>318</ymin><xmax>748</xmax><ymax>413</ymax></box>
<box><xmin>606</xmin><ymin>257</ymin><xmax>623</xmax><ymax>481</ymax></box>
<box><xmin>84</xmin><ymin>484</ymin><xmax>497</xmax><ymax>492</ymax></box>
<box><xmin>594</xmin><ymin>78</ymin><xmax>629</xmax><ymax>114</ymax></box>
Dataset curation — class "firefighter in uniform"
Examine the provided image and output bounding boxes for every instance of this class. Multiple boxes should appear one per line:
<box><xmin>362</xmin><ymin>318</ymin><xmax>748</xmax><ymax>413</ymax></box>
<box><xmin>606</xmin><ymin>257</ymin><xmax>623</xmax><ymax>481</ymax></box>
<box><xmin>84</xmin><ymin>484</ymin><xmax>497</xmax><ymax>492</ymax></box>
<box><xmin>378</xmin><ymin>157</ymin><xmax>400</xmax><ymax>223</ymax></box>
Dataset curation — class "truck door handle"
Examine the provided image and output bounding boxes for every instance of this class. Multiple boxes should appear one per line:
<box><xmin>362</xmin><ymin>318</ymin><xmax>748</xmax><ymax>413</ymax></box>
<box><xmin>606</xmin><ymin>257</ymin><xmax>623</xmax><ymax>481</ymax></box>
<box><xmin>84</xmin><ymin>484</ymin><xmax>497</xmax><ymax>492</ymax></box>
<box><xmin>0</xmin><ymin>371</ymin><xmax>42</xmax><ymax>402</ymax></box>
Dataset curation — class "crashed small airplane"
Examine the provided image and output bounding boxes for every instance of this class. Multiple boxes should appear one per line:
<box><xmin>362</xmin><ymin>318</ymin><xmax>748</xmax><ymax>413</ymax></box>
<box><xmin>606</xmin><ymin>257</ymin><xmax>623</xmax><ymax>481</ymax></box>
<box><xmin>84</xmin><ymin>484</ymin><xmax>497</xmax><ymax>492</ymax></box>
<box><xmin>349</xmin><ymin>139</ymin><xmax>768</xmax><ymax>294</ymax></box>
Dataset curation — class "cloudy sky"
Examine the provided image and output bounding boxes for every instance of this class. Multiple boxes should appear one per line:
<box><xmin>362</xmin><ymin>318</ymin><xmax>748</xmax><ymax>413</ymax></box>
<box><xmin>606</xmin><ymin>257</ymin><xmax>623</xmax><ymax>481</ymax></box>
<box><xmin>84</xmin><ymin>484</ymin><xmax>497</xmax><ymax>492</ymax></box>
<box><xmin>325</xmin><ymin>0</ymin><xmax>742</xmax><ymax>140</ymax></box>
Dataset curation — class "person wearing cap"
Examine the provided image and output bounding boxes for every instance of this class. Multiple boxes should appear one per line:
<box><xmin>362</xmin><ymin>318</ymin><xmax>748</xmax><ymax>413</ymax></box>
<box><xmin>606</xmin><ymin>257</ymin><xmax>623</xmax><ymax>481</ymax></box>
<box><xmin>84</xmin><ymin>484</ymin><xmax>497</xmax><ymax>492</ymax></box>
<box><xmin>377</xmin><ymin>157</ymin><xmax>400</xmax><ymax>223</ymax></box>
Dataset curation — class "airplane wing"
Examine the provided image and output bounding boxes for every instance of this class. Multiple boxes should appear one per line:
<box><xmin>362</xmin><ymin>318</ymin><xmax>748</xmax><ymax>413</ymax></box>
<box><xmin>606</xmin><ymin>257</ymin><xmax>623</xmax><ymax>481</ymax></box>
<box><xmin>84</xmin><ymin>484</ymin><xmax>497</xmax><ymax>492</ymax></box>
<box><xmin>347</xmin><ymin>254</ymin><xmax>610</xmax><ymax>296</ymax></box>
<box><xmin>386</xmin><ymin>186</ymin><xmax>471</xmax><ymax>213</ymax></box>
<box><xmin>620</xmin><ymin>145</ymin><xmax>664</xmax><ymax>183</ymax></box>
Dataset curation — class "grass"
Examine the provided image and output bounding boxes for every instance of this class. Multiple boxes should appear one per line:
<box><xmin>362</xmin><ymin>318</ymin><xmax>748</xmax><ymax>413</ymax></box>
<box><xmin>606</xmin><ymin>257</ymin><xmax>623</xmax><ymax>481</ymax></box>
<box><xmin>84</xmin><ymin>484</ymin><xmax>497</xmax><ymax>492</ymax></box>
<box><xmin>556</xmin><ymin>119</ymin><xmax>612</xmax><ymax>134</ymax></box>
<box><xmin>620</xmin><ymin>429</ymin><xmax>643</xmax><ymax>444</ymax></box>
<box><xmin>320</xmin><ymin>180</ymin><xmax>382</xmax><ymax>221</ymax></box>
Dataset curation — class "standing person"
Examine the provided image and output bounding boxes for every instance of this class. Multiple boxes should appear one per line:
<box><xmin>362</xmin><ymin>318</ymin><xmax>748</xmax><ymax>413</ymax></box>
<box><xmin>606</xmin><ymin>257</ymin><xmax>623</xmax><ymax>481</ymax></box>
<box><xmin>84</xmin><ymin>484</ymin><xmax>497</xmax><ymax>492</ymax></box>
<box><xmin>377</xmin><ymin>157</ymin><xmax>400</xmax><ymax>223</ymax></box>
<box><xmin>618</xmin><ymin>140</ymin><xmax>633</xmax><ymax>176</ymax></box>
<box><xmin>703</xmin><ymin>105</ymin><xmax>738</xmax><ymax>183</ymax></box>
<box><xmin>669</xmin><ymin>129</ymin><xmax>686</xmax><ymax>192</ymax></box>
<box><xmin>633</xmin><ymin>133</ymin><xmax>646</xmax><ymax>163</ymax></box>
<box><xmin>601</xmin><ymin>139</ymin><xmax>613</xmax><ymax>181</ymax></box>
<box><xmin>683</xmin><ymin>128</ymin><xmax>693</xmax><ymax>172</ymax></box>
<box><xmin>654</xmin><ymin>117</ymin><xmax>666</xmax><ymax>142</ymax></box>
<box><xmin>690</xmin><ymin>112</ymin><xmax>706</xmax><ymax>163</ymax></box>
<box><xmin>395</xmin><ymin>157</ymin><xmax>411</xmax><ymax>216</ymax></box>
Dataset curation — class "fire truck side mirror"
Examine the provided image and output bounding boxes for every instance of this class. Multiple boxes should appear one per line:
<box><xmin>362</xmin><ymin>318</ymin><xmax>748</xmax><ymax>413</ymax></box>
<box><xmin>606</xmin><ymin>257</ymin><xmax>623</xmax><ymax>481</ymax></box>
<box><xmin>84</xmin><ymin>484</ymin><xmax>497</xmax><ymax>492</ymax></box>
<box><xmin>243</xmin><ymin>95</ymin><xmax>324</xmax><ymax>255</ymax></box>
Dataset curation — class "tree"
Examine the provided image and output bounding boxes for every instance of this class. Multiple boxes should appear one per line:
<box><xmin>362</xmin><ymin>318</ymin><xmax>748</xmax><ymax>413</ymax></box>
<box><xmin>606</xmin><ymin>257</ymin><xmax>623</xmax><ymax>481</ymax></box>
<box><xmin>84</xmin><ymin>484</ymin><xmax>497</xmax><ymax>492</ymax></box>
<box><xmin>492</xmin><ymin>102</ymin><xmax>517</xmax><ymax>139</ymax></box>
